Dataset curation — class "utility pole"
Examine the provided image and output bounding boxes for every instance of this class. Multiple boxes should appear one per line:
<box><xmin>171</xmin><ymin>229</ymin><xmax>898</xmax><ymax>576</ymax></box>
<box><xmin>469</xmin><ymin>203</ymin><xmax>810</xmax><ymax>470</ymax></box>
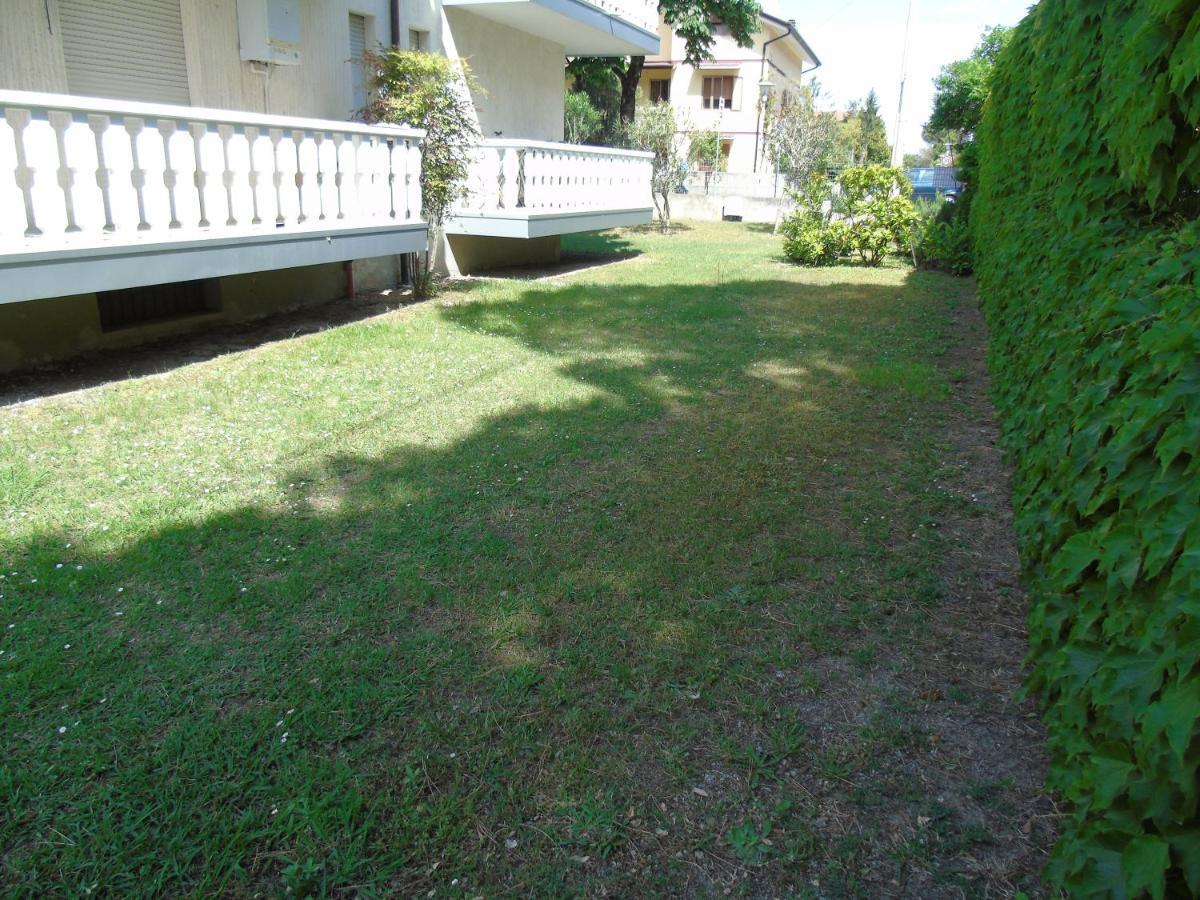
<box><xmin>891</xmin><ymin>0</ymin><xmax>915</xmax><ymax>166</ymax></box>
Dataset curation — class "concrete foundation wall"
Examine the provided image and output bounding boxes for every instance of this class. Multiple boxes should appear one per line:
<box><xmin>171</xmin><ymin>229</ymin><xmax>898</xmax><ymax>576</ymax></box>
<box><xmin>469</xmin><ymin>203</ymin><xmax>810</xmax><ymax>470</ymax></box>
<box><xmin>0</xmin><ymin>254</ymin><xmax>404</xmax><ymax>374</ymax></box>
<box><xmin>446</xmin><ymin>234</ymin><xmax>560</xmax><ymax>275</ymax></box>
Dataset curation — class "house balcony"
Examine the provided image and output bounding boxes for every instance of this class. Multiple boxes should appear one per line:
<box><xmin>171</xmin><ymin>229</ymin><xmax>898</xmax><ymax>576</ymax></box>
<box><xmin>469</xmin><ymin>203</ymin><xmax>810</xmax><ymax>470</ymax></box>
<box><xmin>447</xmin><ymin>139</ymin><xmax>654</xmax><ymax>239</ymax></box>
<box><xmin>0</xmin><ymin>90</ymin><xmax>425</xmax><ymax>306</ymax></box>
<box><xmin>443</xmin><ymin>0</ymin><xmax>659</xmax><ymax>55</ymax></box>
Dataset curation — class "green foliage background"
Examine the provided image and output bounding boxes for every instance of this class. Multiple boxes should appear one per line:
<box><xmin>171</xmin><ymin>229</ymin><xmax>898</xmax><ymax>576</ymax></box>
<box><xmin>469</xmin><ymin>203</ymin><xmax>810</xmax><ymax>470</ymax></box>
<box><xmin>972</xmin><ymin>1</ymin><xmax>1200</xmax><ymax>895</ymax></box>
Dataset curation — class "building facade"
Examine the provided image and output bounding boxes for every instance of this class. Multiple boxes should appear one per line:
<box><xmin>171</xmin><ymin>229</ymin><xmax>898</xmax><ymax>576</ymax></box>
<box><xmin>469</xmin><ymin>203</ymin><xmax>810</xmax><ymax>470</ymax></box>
<box><xmin>0</xmin><ymin>0</ymin><xmax>657</xmax><ymax>372</ymax></box>
<box><xmin>638</xmin><ymin>11</ymin><xmax>818</xmax><ymax>175</ymax></box>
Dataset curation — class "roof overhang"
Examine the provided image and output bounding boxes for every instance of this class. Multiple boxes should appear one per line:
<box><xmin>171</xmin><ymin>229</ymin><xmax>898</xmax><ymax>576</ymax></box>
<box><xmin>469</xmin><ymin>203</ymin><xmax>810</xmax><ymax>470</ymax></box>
<box><xmin>761</xmin><ymin>11</ymin><xmax>821</xmax><ymax>70</ymax></box>
<box><xmin>444</xmin><ymin>0</ymin><xmax>660</xmax><ymax>55</ymax></box>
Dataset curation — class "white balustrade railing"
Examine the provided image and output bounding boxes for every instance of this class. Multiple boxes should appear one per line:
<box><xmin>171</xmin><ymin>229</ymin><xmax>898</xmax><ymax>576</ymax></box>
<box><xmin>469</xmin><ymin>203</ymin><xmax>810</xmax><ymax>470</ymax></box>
<box><xmin>584</xmin><ymin>0</ymin><xmax>658</xmax><ymax>34</ymax></box>
<box><xmin>455</xmin><ymin>139</ymin><xmax>653</xmax><ymax>217</ymax></box>
<box><xmin>0</xmin><ymin>90</ymin><xmax>423</xmax><ymax>253</ymax></box>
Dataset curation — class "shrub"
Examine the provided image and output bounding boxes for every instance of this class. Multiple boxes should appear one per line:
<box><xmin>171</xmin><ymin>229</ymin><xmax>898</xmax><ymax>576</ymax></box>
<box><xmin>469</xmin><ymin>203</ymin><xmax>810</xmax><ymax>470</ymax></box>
<box><xmin>780</xmin><ymin>217</ymin><xmax>837</xmax><ymax>266</ymax></box>
<box><xmin>363</xmin><ymin>50</ymin><xmax>481</xmax><ymax>295</ymax></box>
<box><xmin>780</xmin><ymin>166</ymin><xmax>916</xmax><ymax>267</ymax></box>
<box><xmin>973</xmin><ymin>1</ymin><xmax>1200</xmax><ymax>895</ymax></box>
<box><xmin>565</xmin><ymin>90</ymin><xmax>603</xmax><ymax>145</ymax></box>
<box><xmin>914</xmin><ymin>212</ymin><xmax>972</xmax><ymax>276</ymax></box>
<box><xmin>688</xmin><ymin>128</ymin><xmax>722</xmax><ymax>172</ymax></box>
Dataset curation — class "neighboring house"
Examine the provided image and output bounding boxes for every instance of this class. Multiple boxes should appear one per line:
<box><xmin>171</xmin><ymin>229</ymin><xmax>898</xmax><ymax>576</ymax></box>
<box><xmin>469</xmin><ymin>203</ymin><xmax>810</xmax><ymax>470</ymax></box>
<box><xmin>0</xmin><ymin>0</ymin><xmax>657</xmax><ymax>372</ymax></box>
<box><xmin>638</xmin><ymin>10</ymin><xmax>818</xmax><ymax>175</ymax></box>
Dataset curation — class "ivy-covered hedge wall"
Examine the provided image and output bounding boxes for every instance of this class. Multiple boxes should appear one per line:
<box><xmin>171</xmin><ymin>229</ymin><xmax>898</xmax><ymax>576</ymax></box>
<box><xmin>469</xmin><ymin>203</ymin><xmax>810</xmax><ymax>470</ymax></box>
<box><xmin>972</xmin><ymin>1</ymin><xmax>1199</xmax><ymax>896</ymax></box>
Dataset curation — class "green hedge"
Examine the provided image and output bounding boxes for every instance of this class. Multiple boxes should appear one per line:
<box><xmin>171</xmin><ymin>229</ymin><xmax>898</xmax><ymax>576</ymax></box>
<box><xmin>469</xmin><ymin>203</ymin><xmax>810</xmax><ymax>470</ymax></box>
<box><xmin>972</xmin><ymin>1</ymin><xmax>1200</xmax><ymax>896</ymax></box>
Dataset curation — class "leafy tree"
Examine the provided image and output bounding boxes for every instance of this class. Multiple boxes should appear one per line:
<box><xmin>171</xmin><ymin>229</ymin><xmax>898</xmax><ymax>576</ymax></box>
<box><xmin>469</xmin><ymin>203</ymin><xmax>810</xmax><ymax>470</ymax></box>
<box><xmin>927</xmin><ymin>25</ymin><xmax>1013</xmax><ymax>137</ymax></box>
<box><xmin>363</xmin><ymin>49</ymin><xmax>481</xmax><ymax>294</ymax></box>
<box><xmin>764</xmin><ymin>85</ymin><xmax>837</xmax><ymax>189</ymax></box>
<box><xmin>902</xmin><ymin>145</ymin><xmax>938</xmax><ymax>167</ymax></box>
<box><xmin>629</xmin><ymin>103</ymin><xmax>686</xmax><ymax>231</ymax></box>
<box><xmin>568</xmin><ymin>0</ymin><xmax>761</xmax><ymax>130</ymax></box>
<box><xmin>850</xmin><ymin>91</ymin><xmax>891</xmax><ymax>165</ymax></box>
<box><xmin>564</xmin><ymin>90</ymin><xmax>604</xmax><ymax>144</ymax></box>
<box><xmin>924</xmin><ymin>24</ymin><xmax>1013</xmax><ymax>191</ymax></box>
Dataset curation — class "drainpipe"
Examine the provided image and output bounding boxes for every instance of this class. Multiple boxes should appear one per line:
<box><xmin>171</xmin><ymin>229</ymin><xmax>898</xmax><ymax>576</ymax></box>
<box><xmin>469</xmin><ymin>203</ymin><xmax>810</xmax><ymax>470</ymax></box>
<box><xmin>752</xmin><ymin>20</ymin><xmax>792</xmax><ymax>174</ymax></box>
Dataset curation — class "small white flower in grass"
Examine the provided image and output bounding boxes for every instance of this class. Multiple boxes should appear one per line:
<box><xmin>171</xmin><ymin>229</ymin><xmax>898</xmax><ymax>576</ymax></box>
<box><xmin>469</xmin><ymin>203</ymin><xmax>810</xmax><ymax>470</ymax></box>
<box><xmin>505</xmin><ymin>838</ymin><xmax>519</xmax><ymax>850</ymax></box>
<box><xmin>30</xmin><ymin>579</ymin><xmax>36</xmax><ymax>584</ymax></box>
<box><xmin>156</xmin><ymin>600</ymin><xmax>163</xmax><ymax>605</ymax></box>
<box><xmin>276</xmin><ymin>720</ymin><xmax>284</xmax><ymax>727</ymax></box>
<box><xmin>75</xmin><ymin>565</ymin><xmax>83</xmax><ymax>571</ymax></box>
<box><xmin>116</xmin><ymin>587</ymin><xmax>123</xmax><ymax>593</ymax></box>
<box><xmin>286</xmin><ymin>708</ymin><xmax>294</xmax><ymax>716</ymax></box>
<box><xmin>64</xmin><ymin>644</ymin><xmax>71</xmax><ymax>650</ymax></box>
<box><xmin>58</xmin><ymin>726</ymin><xmax>67</xmax><ymax>734</ymax></box>
<box><xmin>56</xmin><ymin>564</ymin><xmax>63</xmax><ymax>569</ymax></box>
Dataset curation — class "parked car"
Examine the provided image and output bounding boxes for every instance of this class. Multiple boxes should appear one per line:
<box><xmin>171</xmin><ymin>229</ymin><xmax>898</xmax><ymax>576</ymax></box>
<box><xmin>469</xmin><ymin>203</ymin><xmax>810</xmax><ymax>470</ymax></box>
<box><xmin>906</xmin><ymin>167</ymin><xmax>962</xmax><ymax>202</ymax></box>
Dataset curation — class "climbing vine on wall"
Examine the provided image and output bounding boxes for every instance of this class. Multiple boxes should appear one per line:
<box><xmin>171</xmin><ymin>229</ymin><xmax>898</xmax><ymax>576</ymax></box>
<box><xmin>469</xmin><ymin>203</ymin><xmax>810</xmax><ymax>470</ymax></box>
<box><xmin>972</xmin><ymin>1</ymin><xmax>1200</xmax><ymax>895</ymax></box>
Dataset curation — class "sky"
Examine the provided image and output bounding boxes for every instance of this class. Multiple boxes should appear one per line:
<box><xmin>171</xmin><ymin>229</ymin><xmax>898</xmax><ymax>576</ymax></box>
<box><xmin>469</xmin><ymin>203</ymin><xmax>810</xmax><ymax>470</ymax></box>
<box><xmin>772</xmin><ymin>0</ymin><xmax>1034</xmax><ymax>159</ymax></box>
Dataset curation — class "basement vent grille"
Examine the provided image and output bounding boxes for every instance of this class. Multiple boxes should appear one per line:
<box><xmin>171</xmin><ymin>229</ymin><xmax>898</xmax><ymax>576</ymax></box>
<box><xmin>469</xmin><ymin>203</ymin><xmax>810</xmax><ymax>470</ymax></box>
<box><xmin>97</xmin><ymin>280</ymin><xmax>217</xmax><ymax>331</ymax></box>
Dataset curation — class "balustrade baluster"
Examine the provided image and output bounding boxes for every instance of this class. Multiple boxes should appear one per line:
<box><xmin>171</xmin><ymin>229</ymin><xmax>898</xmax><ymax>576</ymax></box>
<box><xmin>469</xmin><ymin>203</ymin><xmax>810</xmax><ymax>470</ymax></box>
<box><xmin>331</xmin><ymin>132</ymin><xmax>345</xmax><ymax>220</ymax></box>
<box><xmin>124</xmin><ymin>117</ymin><xmax>150</xmax><ymax>230</ymax></box>
<box><xmin>188</xmin><ymin>121</ymin><xmax>210</xmax><ymax>228</ymax></box>
<box><xmin>269</xmin><ymin>127</ymin><xmax>285</xmax><ymax>225</ymax></box>
<box><xmin>292</xmin><ymin>129</ymin><xmax>306</xmax><ymax>224</ymax></box>
<box><xmin>244</xmin><ymin>125</ymin><xmax>262</xmax><ymax>225</ymax></box>
<box><xmin>350</xmin><ymin>134</ymin><xmax>364</xmax><ymax>220</ymax></box>
<box><xmin>5</xmin><ymin>108</ymin><xmax>40</xmax><ymax>237</ymax></box>
<box><xmin>48</xmin><ymin>109</ymin><xmax>80</xmax><ymax>233</ymax></box>
<box><xmin>217</xmin><ymin>123</ymin><xmax>237</xmax><ymax>226</ymax></box>
<box><xmin>157</xmin><ymin>119</ymin><xmax>182</xmax><ymax>228</ymax></box>
<box><xmin>315</xmin><ymin>131</ymin><xmax>330</xmax><ymax>221</ymax></box>
<box><xmin>386</xmin><ymin>137</ymin><xmax>397</xmax><ymax>219</ymax></box>
<box><xmin>86</xmin><ymin>114</ymin><xmax>117</xmax><ymax>232</ymax></box>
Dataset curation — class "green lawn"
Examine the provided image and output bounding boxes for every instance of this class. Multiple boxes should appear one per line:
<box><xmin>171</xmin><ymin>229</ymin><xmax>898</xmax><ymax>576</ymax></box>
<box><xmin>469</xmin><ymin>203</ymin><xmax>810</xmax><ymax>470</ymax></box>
<box><xmin>0</xmin><ymin>222</ymin><xmax>1049</xmax><ymax>896</ymax></box>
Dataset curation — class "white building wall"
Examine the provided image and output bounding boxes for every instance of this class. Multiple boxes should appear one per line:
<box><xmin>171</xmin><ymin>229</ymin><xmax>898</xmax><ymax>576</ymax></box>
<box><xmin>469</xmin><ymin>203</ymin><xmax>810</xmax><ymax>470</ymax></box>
<box><xmin>442</xmin><ymin>9</ymin><xmax>564</xmax><ymax>141</ymax></box>
<box><xmin>1</xmin><ymin>0</ymin><xmax>563</xmax><ymax>141</ymax></box>
<box><xmin>0</xmin><ymin>0</ymin><xmax>396</xmax><ymax>119</ymax></box>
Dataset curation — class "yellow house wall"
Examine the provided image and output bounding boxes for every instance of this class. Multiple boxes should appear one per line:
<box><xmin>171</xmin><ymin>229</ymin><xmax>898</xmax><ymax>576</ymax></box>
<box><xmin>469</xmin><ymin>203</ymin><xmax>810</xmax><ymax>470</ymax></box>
<box><xmin>639</xmin><ymin>18</ymin><xmax>813</xmax><ymax>174</ymax></box>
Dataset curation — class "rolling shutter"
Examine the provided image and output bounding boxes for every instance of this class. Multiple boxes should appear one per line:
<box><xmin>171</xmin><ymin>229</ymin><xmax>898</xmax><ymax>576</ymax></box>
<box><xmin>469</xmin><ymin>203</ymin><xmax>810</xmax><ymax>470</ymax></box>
<box><xmin>59</xmin><ymin>0</ymin><xmax>191</xmax><ymax>105</ymax></box>
<box><xmin>349</xmin><ymin>13</ymin><xmax>367</xmax><ymax>112</ymax></box>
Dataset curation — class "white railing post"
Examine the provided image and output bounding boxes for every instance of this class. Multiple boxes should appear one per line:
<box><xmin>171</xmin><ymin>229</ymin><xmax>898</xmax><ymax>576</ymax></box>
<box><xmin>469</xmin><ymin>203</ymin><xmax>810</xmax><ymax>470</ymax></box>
<box><xmin>449</xmin><ymin>138</ymin><xmax>654</xmax><ymax>221</ymax></box>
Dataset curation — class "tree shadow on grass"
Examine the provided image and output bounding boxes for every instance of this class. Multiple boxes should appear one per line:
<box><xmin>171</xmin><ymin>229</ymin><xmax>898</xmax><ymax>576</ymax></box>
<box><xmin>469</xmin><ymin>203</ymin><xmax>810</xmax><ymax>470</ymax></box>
<box><xmin>0</xmin><ymin>270</ymin><xmax>1048</xmax><ymax>897</ymax></box>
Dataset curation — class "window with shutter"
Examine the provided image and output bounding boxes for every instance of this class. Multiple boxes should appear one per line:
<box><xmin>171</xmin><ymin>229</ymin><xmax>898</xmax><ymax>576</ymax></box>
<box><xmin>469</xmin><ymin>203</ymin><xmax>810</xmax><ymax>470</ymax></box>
<box><xmin>702</xmin><ymin>76</ymin><xmax>735</xmax><ymax>110</ymax></box>
<box><xmin>349</xmin><ymin>13</ymin><xmax>368</xmax><ymax>112</ymax></box>
<box><xmin>649</xmin><ymin>80</ymin><xmax>670</xmax><ymax>103</ymax></box>
<box><xmin>58</xmin><ymin>0</ymin><xmax>191</xmax><ymax>105</ymax></box>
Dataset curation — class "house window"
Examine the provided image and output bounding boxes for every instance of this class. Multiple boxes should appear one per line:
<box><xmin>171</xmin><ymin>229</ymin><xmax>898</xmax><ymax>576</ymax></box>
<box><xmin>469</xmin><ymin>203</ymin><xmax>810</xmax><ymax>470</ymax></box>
<box><xmin>96</xmin><ymin>280</ymin><xmax>219</xmax><ymax>332</ymax></box>
<box><xmin>58</xmin><ymin>0</ymin><xmax>191</xmax><ymax>105</ymax></box>
<box><xmin>649</xmin><ymin>79</ymin><xmax>670</xmax><ymax>103</ymax></box>
<box><xmin>702</xmin><ymin>76</ymin><xmax>736</xmax><ymax>110</ymax></box>
<box><xmin>349</xmin><ymin>14</ymin><xmax>369</xmax><ymax>112</ymax></box>
<box><xmin>408</xmin><ymin>28</ymin><xmax>427</xmax><ymax>51</ymax></box>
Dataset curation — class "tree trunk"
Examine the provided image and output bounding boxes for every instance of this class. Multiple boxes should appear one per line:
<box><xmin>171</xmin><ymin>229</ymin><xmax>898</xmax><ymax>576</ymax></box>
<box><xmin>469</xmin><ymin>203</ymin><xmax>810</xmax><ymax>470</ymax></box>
<box><xmin>618</xmin><ymin>56</ymin><xmax>645</xmax><ymax>125</ymax></box>
<box><xmin>659</xmin><ymin>189</ymin><xmax>670</xmax><ymax>232</ymax></box>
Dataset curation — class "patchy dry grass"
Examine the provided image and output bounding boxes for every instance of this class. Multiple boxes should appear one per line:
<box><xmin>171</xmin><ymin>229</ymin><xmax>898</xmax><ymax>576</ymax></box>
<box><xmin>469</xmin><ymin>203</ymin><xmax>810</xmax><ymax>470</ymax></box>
<box><xmin>0</xmin><ymin>221</ymin><xmax>1053</xmax><ymax>896</ymax></box>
